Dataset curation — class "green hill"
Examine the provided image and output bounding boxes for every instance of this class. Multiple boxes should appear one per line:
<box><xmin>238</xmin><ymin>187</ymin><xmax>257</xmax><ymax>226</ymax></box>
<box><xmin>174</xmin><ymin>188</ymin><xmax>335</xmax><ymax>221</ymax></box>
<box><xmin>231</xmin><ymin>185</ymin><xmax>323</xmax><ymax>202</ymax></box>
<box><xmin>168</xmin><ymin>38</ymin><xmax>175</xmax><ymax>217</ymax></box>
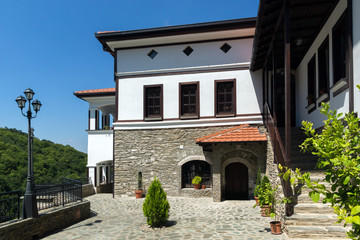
<box><xmin>0</xmin><ymin>127</ymin><xmax>87</xmax><ymax>192</ymax></box>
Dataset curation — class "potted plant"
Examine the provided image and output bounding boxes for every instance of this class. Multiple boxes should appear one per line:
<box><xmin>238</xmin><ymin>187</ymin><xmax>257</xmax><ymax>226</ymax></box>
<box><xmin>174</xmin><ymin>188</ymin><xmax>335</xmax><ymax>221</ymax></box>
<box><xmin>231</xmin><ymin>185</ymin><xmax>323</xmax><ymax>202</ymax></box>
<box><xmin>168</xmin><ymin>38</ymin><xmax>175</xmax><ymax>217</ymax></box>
<box><xmin>257</xmin><ymin>175</ymin><xmax>275</xmax><ymax>217</ymax></box>
<box><xmin>254</xmin><ymin>167</ymin><xmax>261</xmax><ymax>205</ymax></box>
<box><xmin>135</xmin><ymin>172</ymin><xmax>143</xmax><ymax>198</ymax></box>
<box><xmin>192</xmin><ymin>176</ymin><xmax>202</xmax><ymax>189</ymax></box>
<box><xmin>201</xmin><ymin>184</ymin><xmax>206</xmax><ymax>189</ymax></box>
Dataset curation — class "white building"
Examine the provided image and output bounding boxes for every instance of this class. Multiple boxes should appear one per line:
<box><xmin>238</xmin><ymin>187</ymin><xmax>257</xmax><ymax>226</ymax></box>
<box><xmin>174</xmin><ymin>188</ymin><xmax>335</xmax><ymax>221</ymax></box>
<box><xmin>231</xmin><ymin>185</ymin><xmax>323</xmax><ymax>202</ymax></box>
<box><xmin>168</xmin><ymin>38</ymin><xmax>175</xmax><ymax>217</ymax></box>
<box><xmin>74</xmin><ymin>88</ymin><xmax>115</xmax><ymax>189</ymax></box>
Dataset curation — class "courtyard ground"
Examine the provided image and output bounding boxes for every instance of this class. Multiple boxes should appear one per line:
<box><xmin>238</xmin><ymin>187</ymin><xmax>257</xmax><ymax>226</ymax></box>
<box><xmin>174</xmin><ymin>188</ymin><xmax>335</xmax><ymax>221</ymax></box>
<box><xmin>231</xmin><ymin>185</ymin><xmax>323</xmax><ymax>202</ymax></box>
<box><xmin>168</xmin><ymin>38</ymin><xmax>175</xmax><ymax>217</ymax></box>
<box><xmin>43</xmin><ymin>194</ymin><xmax>288</xmax><ymax>240</ymax></box>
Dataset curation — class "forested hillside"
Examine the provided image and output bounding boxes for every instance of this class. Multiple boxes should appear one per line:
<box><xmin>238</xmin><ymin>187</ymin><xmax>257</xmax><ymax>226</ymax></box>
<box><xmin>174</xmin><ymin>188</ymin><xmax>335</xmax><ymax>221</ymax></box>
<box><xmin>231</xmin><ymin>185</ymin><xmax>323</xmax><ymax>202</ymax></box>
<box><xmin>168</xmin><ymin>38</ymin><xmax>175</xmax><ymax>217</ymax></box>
<box><xmin>0</xmin><ymin>127</ymin><xmax>87</xmax><ymax>192</ymax></box>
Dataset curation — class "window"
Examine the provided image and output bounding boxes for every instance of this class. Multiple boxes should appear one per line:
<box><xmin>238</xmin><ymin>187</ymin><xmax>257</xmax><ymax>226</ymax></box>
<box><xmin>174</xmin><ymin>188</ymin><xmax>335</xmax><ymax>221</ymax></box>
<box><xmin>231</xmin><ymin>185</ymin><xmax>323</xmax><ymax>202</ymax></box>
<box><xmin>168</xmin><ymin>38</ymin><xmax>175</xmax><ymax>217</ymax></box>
<box><xmin>182</xmin><ymin>160</ymin><xmax>211</xmax><ymax>188</ymax></box>
<box><xmin>147</xmin><ymin>49</ymin><xmax>158</xmax><ymax>59</ymax></box>
<box><xmin>183</xmin><ymin>46</ymin><xmax>193</xmax><ymax>56</ymax></box>
<box><xmin>144</xmin><ymin>85</ymin><xmax>162</xmax><ymax>120</ymax></box>
<box><xmin>317</xmin><ymin>37</ymin><xmax>330</xmax><ymax>103</ymax></box>
<box><xmin>179</xmin><ymin>82</ymin><xmax>199</xmax><ymax>119</ymax></box>
<box><xmin>307</xmin><ymin>55</ymin><xmax>316</xmax><ymax>113</ymax></box>
<box><xmin>215</xmin><ymin>79</ymin><xmax>236</xmax><ymax>116</ymax></box>
<box><xmin>332</xmin><ymin>11</ymin><xmax>349</xmax><ymax>94</ymax></box>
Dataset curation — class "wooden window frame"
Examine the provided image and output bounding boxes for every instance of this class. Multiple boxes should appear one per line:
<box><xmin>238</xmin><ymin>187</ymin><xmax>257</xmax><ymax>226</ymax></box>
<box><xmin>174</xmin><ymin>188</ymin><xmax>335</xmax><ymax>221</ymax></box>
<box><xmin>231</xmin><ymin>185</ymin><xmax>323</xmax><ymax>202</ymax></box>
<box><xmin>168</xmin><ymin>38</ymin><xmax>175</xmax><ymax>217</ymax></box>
<box><xmin>143</xmin><ymin>84</ymin><xmax>163</xmax><ymax>121</ymax></box>
<box><xmin>215</xmin><ymin>79</ymin><xmax>236</xmax><ymax>117</ymax></box>
<box><xmin>181</xmin><ymin>160</ymin><xmax>212</xmax><ymax>188</ymax></box>
<box><xmin>306</xmin><ymin>55</ymin><xmax>316</xmax><ymax>114</ymax></box>
<box><xmin>179</xmin><ymin>82</ymin><xmax>199</xmax><ymax>119</ymax></box>
<box><xmin>317</xmin><ymin>36</ymin><xmax>330</xmax><ymax>106</ymax></box>
<box><xmin>331</xmin><ymin>10</ymin><xmax>349</xmax><ymax>97</ymax></box>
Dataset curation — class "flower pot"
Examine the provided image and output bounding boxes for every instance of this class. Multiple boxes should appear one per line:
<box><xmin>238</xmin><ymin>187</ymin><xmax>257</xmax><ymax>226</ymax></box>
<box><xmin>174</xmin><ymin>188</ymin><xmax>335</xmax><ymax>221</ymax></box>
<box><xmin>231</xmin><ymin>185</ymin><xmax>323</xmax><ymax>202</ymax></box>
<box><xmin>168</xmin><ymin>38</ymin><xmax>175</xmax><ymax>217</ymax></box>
<box><xmin>270</xmin><ymin>221</ymin><xmax>282</xmax><ymax>235</ymax></box>
<box><xmin>254</xmin><ymin>196</ymin><xmax>259</xmax><ymax>205</ymax></box>
<box><xmin>260</xmin><ymin>205</ymin><xmax>271</xmax><ymax>217</ymax></box>
<box><xmin>201</xmin><ymin>185</ymin><xmax>206</xmax><ymax>189</ymax></box>
<box><xmin>135</xmin><ymin>190</ymin><xmax>143</xmax><ymax>198</ymax></box>
<box><xmin>193</xmin><ymin>184</ymin><xmax>201</xmax><ymax>189</ymax></box>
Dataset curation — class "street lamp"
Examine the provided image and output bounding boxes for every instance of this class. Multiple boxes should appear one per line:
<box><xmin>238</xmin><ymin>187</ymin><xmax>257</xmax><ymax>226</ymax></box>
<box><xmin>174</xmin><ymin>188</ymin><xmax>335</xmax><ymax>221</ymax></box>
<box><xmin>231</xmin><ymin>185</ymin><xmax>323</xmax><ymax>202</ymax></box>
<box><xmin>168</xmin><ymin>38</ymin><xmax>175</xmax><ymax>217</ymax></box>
<box><xmin>15</xmin><ymin>88</ymin><xmax>42</xmax><ymax>219</ymax></box>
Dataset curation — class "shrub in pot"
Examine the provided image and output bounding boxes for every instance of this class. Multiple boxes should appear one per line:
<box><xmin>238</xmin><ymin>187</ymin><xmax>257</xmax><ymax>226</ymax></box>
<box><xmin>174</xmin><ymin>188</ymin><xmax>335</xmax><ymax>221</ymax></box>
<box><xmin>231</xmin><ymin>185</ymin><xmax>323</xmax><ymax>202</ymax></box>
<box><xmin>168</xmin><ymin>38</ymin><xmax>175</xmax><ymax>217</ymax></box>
<box><xmin>254</xmin><ymin>167</ymin><xmax>262</xmax><ymax>205</ymax></box>
<box><xmin>192</xmin><ymin>176</ymin><xmax>202</xmax><ymax>189</ymax></box>
<box><xmin>258</xmin><ymin>175</ymin><xmax>275</xmax><ymax>217</ymax></box>
<box><xmin>143</xmin><ymin>177</ymin><xmax>170</xmax><ymax>227</ymax></box>
<box><xmin>135</xmin><ymin>172</ymin><xmax>143</xmax><ymax>198</ymax></box>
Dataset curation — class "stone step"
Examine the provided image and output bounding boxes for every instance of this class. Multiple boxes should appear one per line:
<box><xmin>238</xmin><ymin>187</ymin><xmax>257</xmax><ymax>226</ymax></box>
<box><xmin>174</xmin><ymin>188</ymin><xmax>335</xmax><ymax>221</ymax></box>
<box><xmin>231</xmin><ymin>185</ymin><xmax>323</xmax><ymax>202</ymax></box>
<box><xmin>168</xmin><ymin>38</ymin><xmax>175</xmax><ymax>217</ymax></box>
<box><xmin>287</xmin><ymin>238</ymin><xmax>346</xmax><ymax>240</ymax></box>
<box><xmin>293</xmin><ymin>203</ymin><xmax>334</xmax><ymax>214</ymax></box>
<box><xmin>296</xmin><ymin>192</ymin><xmax>326</xmax><ymax>203</ymax></box>
<box><xmin>285</xmin><ymin>213</ymin><xmax>338</xmax><ymax>226</ymax></box>
<box><xmin>285</xmin><ymin>225</ymin><xmax>348</xmax><ymax>238</ymax></box>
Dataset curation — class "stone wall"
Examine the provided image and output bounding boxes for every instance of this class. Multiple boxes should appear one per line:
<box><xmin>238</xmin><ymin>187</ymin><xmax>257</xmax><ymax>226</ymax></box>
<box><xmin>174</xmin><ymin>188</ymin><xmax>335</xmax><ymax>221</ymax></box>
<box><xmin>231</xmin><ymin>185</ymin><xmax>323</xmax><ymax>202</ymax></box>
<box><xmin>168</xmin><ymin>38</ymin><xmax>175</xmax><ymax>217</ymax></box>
<box><xmin>0</xmin><ymin>201</ymin><xmax>90</xmax><ymax>240</ymax></box>
<box><xmin>82</xmin><ymin>184</ymin><xmax>95</xmax><ymax>198</ymax></box>
<box><xmin>265</xmin><ymin>133</ymin><xmax>286</xmax><ymax>224</ymax></box>
<box><xmin>114</xmin><ymin>125</ymin><xmax>267</xmax><ymax>201</ymax></box>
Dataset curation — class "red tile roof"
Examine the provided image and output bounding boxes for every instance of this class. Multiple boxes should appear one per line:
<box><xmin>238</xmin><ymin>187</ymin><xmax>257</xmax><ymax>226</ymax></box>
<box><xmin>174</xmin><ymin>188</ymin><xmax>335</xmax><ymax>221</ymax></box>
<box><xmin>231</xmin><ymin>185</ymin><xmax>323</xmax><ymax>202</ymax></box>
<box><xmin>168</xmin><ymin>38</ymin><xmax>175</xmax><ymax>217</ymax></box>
<box><xmin>74</xmin><ymin>88</ymin><xmax>115</xmax><ymax>95</ymax></box>
<box><xmin>196</xmin><ymin>125</ymin><xmax>267</xmax><ymax>144</ymax></box>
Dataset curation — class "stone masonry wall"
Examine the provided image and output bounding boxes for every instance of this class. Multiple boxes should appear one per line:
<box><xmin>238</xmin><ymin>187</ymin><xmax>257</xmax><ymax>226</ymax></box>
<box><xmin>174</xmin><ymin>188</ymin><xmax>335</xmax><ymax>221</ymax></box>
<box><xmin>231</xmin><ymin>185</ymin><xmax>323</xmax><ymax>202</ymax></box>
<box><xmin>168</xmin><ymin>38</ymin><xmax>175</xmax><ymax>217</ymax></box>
<box><xmin>265</xmin><ymin>133</ymin><xmax>286</xmax><ymax>224</ymax></box>
<box><xmin>114</xmin><ymin>125</ymin><xmax>267</xmax><ymax>201</ymax></box>
<box><xmin>0</xmin><ymin>201</ymin><xmax>90</xmax><ymax>240</ymax></box>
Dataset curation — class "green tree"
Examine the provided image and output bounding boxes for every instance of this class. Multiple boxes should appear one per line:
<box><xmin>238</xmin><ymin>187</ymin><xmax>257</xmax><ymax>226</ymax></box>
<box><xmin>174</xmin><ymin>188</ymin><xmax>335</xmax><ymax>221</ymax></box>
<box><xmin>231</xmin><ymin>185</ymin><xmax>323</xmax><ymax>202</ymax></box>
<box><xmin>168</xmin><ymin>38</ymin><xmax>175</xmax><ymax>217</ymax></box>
<box><xmin>143</xmin><ymin>177</ymin><xmax>170</xmax><ymax>227</ymax></box>
<box><xmin>280</xmin><ymin>94</ymin><xmax>360</xmax><ymax>239</ymax></box>
<box><xmin>0</xmin><ymin>127</ymin><xmax>87</xmax><ymax>192</ymax></box>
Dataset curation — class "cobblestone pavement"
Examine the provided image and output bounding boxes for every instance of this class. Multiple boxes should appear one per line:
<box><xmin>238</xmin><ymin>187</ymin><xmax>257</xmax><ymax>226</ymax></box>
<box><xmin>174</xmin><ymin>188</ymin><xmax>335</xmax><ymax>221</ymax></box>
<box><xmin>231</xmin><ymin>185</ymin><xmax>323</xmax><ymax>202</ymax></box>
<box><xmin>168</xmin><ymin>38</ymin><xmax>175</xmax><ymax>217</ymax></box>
<box><xmin>44</xmin><ymin>194</ymin><xmax>288</xmax><ymax>240</ymax></box>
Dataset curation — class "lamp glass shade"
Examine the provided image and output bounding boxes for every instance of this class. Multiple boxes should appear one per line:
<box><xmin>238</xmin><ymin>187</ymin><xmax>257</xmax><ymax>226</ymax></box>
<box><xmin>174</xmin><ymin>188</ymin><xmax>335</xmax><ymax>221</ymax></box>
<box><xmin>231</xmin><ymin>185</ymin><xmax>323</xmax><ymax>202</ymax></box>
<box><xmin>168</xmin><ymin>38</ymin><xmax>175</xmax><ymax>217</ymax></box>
<box><xmin>24</xmin><ymin>88</ymin><xmax>35</xmax><ymax>100</ymax></box>
<box><xmin>15</xmin><ymin>96</ymin><xmax>26</xmax><ymax>109</ymax></box>
<box><xmin>32</xmin><ymin>100</ymin><xmax>42</xmax><ymax>112</ymax></box>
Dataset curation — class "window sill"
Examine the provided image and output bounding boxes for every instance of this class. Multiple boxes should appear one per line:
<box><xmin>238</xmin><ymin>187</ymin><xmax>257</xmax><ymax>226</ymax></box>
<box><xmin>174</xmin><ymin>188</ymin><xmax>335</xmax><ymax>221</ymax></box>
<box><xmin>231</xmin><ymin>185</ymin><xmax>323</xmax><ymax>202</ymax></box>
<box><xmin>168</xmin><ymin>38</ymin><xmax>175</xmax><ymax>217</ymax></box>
<box><xmin>317</xmin><ymin>93</ymin><xmax>329</xmax><ymax>107</ymax></box>
<box><xmin>331</xmin><ymin>78</ymin><xmax>348</xmax><ymax>97</ymax></box>
<box><xmin>144</xmin><ymin>117</ymin><xmax>162</xmax><ymax>121</ymax></box>
<box><xmin>215</xmin><ymin>113</ymin><xmax>235</xmax><ymax>118</ymax></box>
<box><xmin>180</xmin><ymin>115</ymin><xmax>199</xmax><ymax>120</ymax></box>
<box><xmin>305</xmin><ymin>103</ymin><xmax>316</xmax><ymax>114</ymax></box>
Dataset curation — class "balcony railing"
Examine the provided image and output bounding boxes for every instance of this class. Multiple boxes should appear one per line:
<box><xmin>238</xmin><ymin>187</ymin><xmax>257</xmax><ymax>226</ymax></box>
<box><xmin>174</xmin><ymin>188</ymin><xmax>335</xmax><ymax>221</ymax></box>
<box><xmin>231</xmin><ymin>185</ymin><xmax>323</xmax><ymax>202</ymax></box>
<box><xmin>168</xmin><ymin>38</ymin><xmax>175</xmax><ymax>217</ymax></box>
<box><xmin>0</xmin><ymin>178</ymin><xmax>82</xmax><ymax>223</ymax></box>
<box><xmin>0</xmin><ymin>190</ymin><xmax>23</xmax><ymax>223</ymax></box>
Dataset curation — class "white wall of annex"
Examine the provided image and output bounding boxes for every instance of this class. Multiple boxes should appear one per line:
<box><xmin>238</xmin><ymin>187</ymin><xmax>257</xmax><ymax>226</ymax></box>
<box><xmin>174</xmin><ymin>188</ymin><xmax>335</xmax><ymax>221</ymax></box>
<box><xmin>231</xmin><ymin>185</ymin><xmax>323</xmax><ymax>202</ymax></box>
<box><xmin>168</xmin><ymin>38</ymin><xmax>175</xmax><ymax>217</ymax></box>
<box><xmin>353</xmin><ymin>0</ymin><xmax>360</xmax><ymax>114</ymax></box>
<box><xmin>87</xmin><ymin>131</ymin><xmax>113</xmax><ymax>167</ymax></box>
<box><xmin>117</xmin><ymin>69</ymin><xmax>262</xmax><ymax>121</ymax></box>
<box><xmin>296</xmin><ymin>0</ymin><xmax>349</xmax><ymax>129</ymax></box>
<box><xmin>116</xmin><ymin>39</ymin><xmax>253</xmax><ymax>73</ymax></box>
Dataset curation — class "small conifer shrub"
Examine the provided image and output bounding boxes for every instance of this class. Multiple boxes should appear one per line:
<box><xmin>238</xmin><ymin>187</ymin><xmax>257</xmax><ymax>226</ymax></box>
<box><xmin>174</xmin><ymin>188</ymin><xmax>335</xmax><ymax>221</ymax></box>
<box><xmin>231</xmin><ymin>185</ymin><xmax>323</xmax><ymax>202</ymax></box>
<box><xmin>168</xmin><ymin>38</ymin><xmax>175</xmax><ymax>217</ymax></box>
<box><xmin>143</xmin><ymin>177</ymin><xmax>170</xmax><ymax>227</ymax></box>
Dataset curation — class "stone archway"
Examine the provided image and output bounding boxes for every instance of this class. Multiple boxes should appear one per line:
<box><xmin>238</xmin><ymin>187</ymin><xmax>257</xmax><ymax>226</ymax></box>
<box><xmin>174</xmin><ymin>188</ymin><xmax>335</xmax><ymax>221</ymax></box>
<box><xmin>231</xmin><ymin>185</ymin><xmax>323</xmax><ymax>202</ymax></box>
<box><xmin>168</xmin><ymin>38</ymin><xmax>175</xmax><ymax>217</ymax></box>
<box><xmin>221</xmin><ymin>149</ymin><xmax>257</xmax><ymax>200</ymax></box>
<box><xmin>225</xmin><ymin>162</ymin><xmax>248</xmax><ymax>200</ymax></box>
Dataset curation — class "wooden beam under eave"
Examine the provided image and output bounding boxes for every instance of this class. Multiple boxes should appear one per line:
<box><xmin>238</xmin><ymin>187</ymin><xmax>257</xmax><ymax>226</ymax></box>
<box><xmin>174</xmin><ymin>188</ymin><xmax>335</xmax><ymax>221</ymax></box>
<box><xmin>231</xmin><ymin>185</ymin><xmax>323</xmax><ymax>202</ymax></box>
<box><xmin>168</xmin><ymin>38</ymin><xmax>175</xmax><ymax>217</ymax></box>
<box><xmin>284</xmin><ymin>0</ymin><xmax>291</xmax><ymax>168</ymax></box>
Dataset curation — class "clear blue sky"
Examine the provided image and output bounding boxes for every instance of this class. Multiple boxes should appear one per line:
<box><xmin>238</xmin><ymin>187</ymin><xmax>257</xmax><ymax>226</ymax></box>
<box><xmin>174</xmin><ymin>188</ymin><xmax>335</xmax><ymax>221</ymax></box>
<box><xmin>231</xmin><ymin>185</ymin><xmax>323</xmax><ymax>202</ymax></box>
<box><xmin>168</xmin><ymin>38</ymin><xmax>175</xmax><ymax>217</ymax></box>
<box><xmin>0</xmin><ymin>0</ymin><xmax>259</xmax><ymax>153</ymax></box>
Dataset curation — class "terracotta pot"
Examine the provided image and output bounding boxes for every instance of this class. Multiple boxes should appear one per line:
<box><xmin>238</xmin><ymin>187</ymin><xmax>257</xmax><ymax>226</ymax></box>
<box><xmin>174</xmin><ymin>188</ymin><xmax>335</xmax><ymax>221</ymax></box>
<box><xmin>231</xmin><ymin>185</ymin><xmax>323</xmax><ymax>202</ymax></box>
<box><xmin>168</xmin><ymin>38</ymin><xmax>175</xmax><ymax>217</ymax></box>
<box><xmin>193</xmin><ymin>184</ymin><xmax>201</xmax><ymax>189</ymax></box>
<box><xmin>254</xmin><ymin>196</ymin><xmax>259</xmax><ymax>205</ymax></box>
<box><xmin>270</xmin><ymin>221</ymin><xmax>282</xmax><ymax>235</ymax></box>
<box><xmin>201</xmin><ymin>185</ymin><xmax>206</xmax><ymax>189</ymax></box>
<box><xmin>260</xmin><ymin>205</ymin><xmax>271</xmax><ymax>217</ymax></box>
<box><xmin>135</xmin><ymin>190</ymin><xmax>143</xmax><ymax>198</ymax></box>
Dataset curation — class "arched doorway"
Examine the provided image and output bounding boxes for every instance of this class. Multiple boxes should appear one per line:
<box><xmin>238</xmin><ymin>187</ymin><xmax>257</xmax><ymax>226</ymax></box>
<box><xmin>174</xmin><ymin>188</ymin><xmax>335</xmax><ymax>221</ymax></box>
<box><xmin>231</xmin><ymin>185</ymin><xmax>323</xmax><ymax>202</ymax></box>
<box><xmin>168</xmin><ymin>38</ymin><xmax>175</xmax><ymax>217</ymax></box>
<box><xmin>225</xmin><ymin>162</ymin><xmax>248</xmax><ymax>200</ymax></box>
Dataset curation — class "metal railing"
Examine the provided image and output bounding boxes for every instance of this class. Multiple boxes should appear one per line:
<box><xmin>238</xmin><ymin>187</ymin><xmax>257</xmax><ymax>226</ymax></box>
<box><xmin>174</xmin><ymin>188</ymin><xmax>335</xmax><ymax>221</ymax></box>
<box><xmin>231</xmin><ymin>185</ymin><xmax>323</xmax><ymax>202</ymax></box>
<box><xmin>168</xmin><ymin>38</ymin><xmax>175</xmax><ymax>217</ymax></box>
<box><xmin>264</xmin><ymin>103</ymin><xmax>293</xmax><ymax>216</ymax></box>
<box><xmin>0</xmin><ymin>190</ymin><xmax>23</xmax><ymax>223</ymax></box>
<box><xmin>36</xmin><ymin>178</ymin><xmax>82</xmax><ymax>211</ymax></box>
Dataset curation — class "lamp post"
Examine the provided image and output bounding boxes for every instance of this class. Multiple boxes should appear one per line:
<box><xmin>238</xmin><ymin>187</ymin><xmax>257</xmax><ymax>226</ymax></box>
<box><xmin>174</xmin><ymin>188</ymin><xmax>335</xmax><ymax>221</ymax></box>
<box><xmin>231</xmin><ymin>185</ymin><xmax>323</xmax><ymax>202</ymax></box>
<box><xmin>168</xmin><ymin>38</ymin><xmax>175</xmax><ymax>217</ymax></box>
<box><xmin>15</xmin><ymin>88</ymin><xmax>42</xmax><ymax>219</ymax></box>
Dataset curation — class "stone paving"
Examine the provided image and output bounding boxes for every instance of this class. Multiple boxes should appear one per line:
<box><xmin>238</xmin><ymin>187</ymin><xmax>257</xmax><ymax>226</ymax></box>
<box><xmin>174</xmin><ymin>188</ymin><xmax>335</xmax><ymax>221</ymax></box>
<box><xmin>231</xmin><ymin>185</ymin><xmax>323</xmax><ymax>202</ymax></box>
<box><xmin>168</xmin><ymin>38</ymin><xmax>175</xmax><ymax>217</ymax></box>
<box><xmin>43</xmin><ymin>194</ymin><xmax>288</xmax><ymax>240</ymax></box>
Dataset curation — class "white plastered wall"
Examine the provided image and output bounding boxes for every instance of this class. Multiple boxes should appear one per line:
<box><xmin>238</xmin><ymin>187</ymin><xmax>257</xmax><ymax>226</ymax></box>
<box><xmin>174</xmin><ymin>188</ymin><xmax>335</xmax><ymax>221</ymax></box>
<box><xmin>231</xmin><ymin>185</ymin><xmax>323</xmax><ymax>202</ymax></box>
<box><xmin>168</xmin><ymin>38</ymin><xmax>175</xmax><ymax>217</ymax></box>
<box><xmin>296</xmin><ymin>0</ymin><xmax>349</xmax><ymax>128</ymax></box>
<box><xmin>116</xmin><ymin>39</ymin><xmax>253</xmax><ymax>73</ymax></box>
<box><xmin>117</xmin><ymin>69</ymin><xmax>262</xmax><ymax>122</ymax></box>
<box><xmin>87</xmin><ymin>131</ymin><xmax>113</xmax><ymax>168</ymax></box>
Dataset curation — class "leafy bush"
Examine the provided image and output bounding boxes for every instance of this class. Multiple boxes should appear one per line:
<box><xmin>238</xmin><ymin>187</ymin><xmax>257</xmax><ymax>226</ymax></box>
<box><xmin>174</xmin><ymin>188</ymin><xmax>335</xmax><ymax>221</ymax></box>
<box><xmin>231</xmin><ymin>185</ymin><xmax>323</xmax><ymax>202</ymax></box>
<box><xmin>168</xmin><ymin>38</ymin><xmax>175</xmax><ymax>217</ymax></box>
<box><xmin>279</xmin><ymin>95</ymin><xmax>360</xmax><ymax>239</ymax></box>
<box><xmin>258</xmin><ymin>175</ymin><xmax>275</xmax><ymax>207</ymax></box>
<box><xmin>192</xmin><ymin>176</ymin><xmax>202</xmax><ymax>185</ymax></box>
<box><xmin>300</xmin><ymin>102</ymin><xmax>360</xmax><ymax>239</ymax></box>
<box><xmin>254</xmin><ymin>167</ymin><xmax>262</xmax><ymax>197</ymax></box>
<box><xmin>143</xmin><ymin>177</ymin><xmax>170</xmax><ymax>227</ymax></box>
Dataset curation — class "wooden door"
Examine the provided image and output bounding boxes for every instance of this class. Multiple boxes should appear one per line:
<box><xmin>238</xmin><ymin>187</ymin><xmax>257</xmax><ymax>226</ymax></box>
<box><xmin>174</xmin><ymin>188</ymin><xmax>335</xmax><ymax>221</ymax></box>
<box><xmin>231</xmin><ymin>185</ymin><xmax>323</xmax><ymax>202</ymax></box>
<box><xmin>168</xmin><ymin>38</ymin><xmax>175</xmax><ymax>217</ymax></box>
<box><xmin>225</xmin><ymin>162</ymin><xmax>248</xmax><ymax>200</ymax></box>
